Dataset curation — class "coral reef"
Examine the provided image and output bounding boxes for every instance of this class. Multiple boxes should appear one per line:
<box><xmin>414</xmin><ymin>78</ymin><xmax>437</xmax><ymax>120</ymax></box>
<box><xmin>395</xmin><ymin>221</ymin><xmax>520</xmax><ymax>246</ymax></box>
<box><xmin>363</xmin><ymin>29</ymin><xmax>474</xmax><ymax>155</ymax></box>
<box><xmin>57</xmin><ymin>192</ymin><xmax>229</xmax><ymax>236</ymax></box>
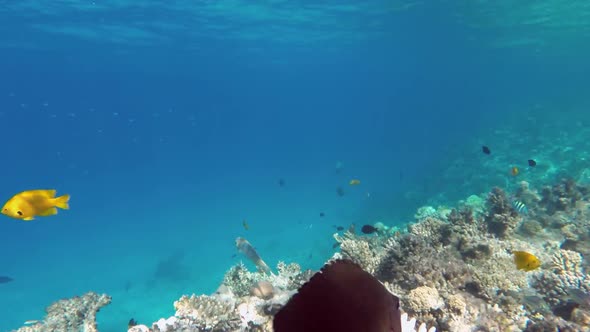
<box><xmin>337</xmin><ymin>181</ymin><xmax>590</xmax><ymax>331</ymax></box>
<box><xmin>540</xmin><ymin>178</ymin><xmax>587</xmax><ymax>215</ymax></box>
<box><xmin>127</xmin><ymin>261</ymin><xmax>309</xmax><ymax>332</ymax></box>
<box><xmin>12</xmin><ymin>178</ymin><xmax>590</xmax><ymax>332</ymax></box>
<box><xmin>13</xmin><ymin>292</ymin><xmax>111</xmax><ymax>332</ymax></box>
<box><xmin>414</xmin><ymin>206</ymin><xmax>438</xmax><ymax>220</ymax></box>
<box><xmin>406</xmin><ymin>286</ymin><xmax>444</xmax><ymax>313</ymax></box>
<box><xmin>485</xmin><ymin>187</ymin><xmax>522</xmax><ymax>238</ymax></box>
<box><xmin>334</xmin><ymin>231</ymin><xmax>385</xmax><ymax>274</ymax></box>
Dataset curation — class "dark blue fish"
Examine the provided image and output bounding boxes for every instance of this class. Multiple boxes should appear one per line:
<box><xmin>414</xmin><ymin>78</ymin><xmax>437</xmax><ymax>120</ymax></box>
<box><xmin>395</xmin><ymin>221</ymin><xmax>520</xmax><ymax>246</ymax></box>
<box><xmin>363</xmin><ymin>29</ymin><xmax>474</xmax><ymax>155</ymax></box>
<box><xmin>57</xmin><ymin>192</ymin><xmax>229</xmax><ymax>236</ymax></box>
<box><xmin>0</xmin><ymin>276</ymin><xmax>13</xmax><ymax>284</ymax></box>
<box><xmin>361</xmin><ymin>225</ymin><xmax>377</xmax><ymax>234</ymax></box>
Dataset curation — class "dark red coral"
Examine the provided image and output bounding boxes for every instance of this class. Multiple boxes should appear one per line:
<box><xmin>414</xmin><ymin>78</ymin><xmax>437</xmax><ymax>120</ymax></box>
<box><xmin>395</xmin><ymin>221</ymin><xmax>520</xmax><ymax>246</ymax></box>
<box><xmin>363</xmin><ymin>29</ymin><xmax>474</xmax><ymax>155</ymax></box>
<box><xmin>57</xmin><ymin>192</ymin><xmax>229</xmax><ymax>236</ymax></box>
<box><xmin>273</xmin><ymin>259</ymin><xmax>402</xmax><ymax>332</ymax></box>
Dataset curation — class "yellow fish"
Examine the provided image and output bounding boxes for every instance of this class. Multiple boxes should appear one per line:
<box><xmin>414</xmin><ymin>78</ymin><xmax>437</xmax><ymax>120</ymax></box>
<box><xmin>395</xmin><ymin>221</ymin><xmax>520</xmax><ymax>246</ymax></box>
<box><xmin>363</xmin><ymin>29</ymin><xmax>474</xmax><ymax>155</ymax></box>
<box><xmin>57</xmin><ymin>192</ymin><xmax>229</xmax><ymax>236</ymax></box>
<box><xmin>349</xmin><ymin>179</ymin><xmax>361</xmax><ymax>185</ymax></box>
<box><xmin>2</xmin><ymin>189</ymin><xmax>70</xmax><ymax>221</ymax></box>
<box><xmin>513</xmin><ymin>251</ymin><xmax>541</xmax><ymax>271</ymax></box>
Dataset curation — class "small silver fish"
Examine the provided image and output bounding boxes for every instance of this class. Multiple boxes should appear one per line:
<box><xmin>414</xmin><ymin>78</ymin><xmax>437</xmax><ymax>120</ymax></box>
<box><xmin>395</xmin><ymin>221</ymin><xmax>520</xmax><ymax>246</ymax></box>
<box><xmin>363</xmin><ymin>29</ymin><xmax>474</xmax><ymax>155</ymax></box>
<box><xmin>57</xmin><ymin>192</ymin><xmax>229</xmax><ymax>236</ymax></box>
<box><xmin>564</xmin><ymin>288</ymin><xmax>590</xmax><ymax>307</ymax></box>
<box><xmin>522</xmin><ymin>295</ymin><xmax>551</xmax><ymax>314</ymax></box>
<box><xmin>235</xmin><ymin>237</ymin><xmax>272</xmax><ymax>274</ymax></box>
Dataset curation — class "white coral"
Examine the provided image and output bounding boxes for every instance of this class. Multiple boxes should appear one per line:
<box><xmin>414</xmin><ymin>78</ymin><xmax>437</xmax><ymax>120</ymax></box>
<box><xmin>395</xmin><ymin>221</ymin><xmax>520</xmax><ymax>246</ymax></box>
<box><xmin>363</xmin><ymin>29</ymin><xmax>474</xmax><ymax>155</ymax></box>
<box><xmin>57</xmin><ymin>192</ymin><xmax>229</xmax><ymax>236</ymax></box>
<box><xmin>551</xmin><ymin>249</ymin><xmax>584</xmax><ymax>275</ymax></box>
<box><xmin>128</xmin><ymin>325</ymin><xmax>150</xmax><ymax>332</ymax></box>
<box><xmin>414</xmin><ymin>206</ymin><xmax>437</xmax><ymax>220</ymax></box>
<box><xmin>152</xmin><ymin>317</ymin><xmax>178</xmax><ymax>331</ymax></box>
<box><xmin>401</xmin><ymin>312</ymin><xmax>437</xmax><ymax>332</ymax></box>
<box><xmin>237</xmin><ymin>299</ymin><xmax>268</xmax><ymax>327</ymax></box>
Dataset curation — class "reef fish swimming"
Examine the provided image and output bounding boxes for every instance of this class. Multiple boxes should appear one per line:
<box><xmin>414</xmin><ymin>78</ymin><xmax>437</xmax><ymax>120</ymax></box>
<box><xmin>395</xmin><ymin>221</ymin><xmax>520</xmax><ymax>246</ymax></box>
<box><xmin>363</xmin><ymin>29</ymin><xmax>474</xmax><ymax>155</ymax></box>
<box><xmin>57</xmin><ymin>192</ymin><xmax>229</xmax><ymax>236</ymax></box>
<box><xmin>2</xmin><ymin>189</ymin><xmax>70</xmax><ymax>221</ymax></box>
<box><xmin>0</xmin><ymin>276</ymin><xmax>13</xmax><ymax>284</ymax></box>
<box><xmin>513</xmin><ymin>251</ymin><xmax>541</xmax><ymax>272</ymax></box>
<box><xmin>349</xmin><ymin>179</ymin><xmax>361</xmax><ymax>185</ymax></box>
<box><xmin>361</xmin><ymin>224</ymin><xmax>377</xmax><ymax>234</ymax></box>
<box><xmin>512</xmin><ymin>200</ymin><xmax>528</xmax><ymax>214</ymax></box>
<box><xmin>235</xmin><ymin>237</ymin><xmax>272</xmax><ymax>274</ymax></box>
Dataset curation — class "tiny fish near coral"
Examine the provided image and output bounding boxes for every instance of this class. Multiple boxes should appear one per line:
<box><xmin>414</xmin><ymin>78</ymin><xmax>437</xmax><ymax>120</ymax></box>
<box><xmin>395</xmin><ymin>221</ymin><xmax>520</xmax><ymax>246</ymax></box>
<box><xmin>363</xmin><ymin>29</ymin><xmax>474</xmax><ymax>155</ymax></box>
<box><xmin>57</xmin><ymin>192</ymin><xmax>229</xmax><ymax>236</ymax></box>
<box><xmin>128</xmin><ymin>318</ymin><xmax>138</xmax><ymax>329</ymax></box>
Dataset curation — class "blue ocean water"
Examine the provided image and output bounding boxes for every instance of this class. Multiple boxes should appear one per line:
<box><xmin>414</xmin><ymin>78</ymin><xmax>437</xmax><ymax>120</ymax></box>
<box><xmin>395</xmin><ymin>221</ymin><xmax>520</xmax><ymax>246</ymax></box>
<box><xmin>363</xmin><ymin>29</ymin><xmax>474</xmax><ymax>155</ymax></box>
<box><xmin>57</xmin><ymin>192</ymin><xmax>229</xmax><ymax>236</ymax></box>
<box><xmin>0</xmin><ymin>1</ymin><xmax>589</xmax><ymax>331</ymax></box>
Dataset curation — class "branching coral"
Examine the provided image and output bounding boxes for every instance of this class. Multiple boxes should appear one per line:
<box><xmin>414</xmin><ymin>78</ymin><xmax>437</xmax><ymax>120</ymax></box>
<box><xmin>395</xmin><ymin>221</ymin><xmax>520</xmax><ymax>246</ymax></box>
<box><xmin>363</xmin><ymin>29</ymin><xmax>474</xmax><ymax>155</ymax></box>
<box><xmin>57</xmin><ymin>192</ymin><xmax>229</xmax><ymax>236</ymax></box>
<box><xmin>407</xmin><ymin>217</ymin><xmax>447</xmax><ymax>247</ymax></box>
<box><xmin>400</xmin><ymin>312</ymin><xmax>437</xmax><ymax>332</ymax></box>
<box><xmin>444</xmin><ymin>208</ymin><xmax>488</xmax><ymax>245</ymax></box>
<box><xmin>335</xmin><ymin>231</ymin><xmax>384</xmax><ymax>274</ymax></box>
<box><xmin>274</xmin><ymin>261</ymin><xmax>312</xmax><ymax>290</ymax></box>
<box><xmin>485</xmin><ymin>187</ymin><xmax>521</xmax><ymax>238</ymax></box>
<box><xmin>532</xmin><ymin>249</ymin><xmax>590</xmax><ymax>311</ymax></box>
<box><xmin>378</xmin><ymin>233</ymin><xmax>475</xmax><ymax>300</ymax></box>
<box><xmin>551</xmin><ymin>249</ymin><xmax>585</xmax><ymax>275</ymax></box>
<box><xmin>540</xmin><ymin>178</ymin><xmax>587</xmax><ymax>214</ymax></box>
<box><xmin>174</xmin><ymin>294</ymin><xmax>239</xmax><ymax>328</ymax></box>
<box><xmin>222</xmin><ymin>262</ymin><xmax>262</xmax><ymax>297</ymax></box>
<box><xmin>470</xmin><ymin>243</ymin><xmax>528</xmax><ymax>298</ymax></box>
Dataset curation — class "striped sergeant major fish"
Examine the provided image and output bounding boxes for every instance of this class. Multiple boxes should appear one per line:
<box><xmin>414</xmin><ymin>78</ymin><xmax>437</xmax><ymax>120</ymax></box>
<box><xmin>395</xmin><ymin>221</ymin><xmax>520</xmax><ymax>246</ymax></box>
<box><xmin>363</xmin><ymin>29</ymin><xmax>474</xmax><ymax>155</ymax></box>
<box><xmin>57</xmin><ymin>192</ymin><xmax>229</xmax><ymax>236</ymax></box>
<box><xmin>512</xmin><ymin>200</ymin><xmax>528</xmax><ymax>214</ymax></box>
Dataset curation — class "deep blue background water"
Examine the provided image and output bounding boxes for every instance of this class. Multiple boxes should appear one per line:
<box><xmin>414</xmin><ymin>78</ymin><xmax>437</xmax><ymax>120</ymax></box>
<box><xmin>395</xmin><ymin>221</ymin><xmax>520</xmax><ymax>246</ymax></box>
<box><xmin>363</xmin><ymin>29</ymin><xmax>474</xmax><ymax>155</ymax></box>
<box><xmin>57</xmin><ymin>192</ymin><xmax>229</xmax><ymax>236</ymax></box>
<box><xmin>1</xmin><ymin>1</ymin><xmax>589</xmax><ymax>331</ymax></box>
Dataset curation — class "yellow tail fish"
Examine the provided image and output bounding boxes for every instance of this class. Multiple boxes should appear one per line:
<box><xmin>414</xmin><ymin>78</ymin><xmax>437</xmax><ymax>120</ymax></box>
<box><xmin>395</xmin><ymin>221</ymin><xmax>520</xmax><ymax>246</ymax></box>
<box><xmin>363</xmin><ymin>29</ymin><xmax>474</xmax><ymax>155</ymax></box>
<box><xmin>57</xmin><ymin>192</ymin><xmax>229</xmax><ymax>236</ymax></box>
<box><xmin>513</xmin><ymin>251</ymin><xmax>541</xmax><ymax>272</ymax></box>
<box><xmin>2</xmin><ymin>189</ymin><xmax>70</xmax><ymax>221</ymax></box>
